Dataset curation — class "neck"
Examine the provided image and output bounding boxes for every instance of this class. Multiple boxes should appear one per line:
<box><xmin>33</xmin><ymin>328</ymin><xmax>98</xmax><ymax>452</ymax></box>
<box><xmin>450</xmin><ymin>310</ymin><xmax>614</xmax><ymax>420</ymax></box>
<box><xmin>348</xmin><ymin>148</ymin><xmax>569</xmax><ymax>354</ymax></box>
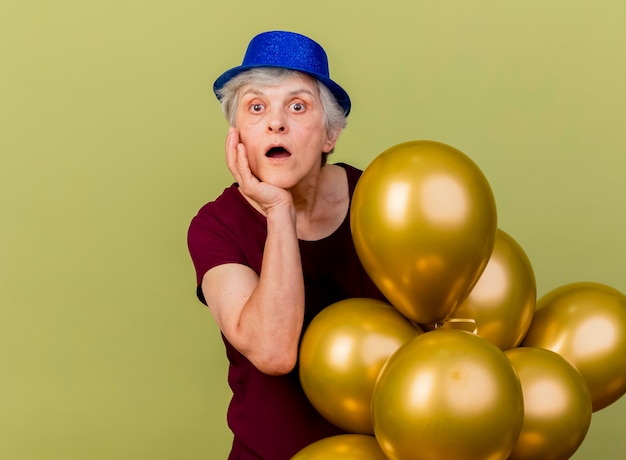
<box><xmin>294</xmin><ymin>164</ymin><xmax>349</xmax><ymax>241</ymax></box>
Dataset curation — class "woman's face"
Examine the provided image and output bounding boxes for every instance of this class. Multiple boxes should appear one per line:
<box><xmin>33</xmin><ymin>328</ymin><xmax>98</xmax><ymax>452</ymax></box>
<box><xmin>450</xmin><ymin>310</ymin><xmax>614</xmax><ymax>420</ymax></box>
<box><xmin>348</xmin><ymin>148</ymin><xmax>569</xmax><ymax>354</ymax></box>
<box><xmin>234</xmin><ymin>73</ymin><xmax>337</xmax><ymax>190</ymax></box>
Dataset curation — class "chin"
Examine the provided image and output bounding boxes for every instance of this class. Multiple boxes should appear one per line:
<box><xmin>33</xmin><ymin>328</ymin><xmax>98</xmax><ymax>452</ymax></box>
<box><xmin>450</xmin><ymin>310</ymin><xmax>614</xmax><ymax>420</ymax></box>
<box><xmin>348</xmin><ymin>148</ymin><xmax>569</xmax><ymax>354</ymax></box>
<box><xmin>255</xmin><ymin>168</ymin><xmax>293</xmax><ymax>187</ymax></box>
<box><xmin>264</xmin><ymin>177</ymin><xmax>297</xmax><ymax>190</ymax></box>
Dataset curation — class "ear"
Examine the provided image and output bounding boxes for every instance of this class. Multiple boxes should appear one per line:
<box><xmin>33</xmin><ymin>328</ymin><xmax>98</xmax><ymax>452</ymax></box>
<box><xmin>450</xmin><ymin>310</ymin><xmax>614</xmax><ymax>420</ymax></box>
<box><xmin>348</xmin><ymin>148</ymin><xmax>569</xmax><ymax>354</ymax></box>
<box><xmin>323</xmin><ymin>128</ymin><xmax>341</xmax><ymax>153</ymax></box>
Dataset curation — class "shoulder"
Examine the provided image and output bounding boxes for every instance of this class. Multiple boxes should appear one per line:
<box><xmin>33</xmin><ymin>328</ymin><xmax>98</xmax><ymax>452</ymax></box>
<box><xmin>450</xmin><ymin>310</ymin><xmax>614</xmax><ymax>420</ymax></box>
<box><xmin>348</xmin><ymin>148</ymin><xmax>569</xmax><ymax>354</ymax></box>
<box><xmin>188</xmin><ymin>183</ymin><xmax>265</xmax><ymax>256</ymax></box>
<box><xmin>190</xmin><ymin>184</ymin><xmax>260</xmax><ymax>229</ymax></box>
<box><xmin>333</xmin><ymin>162</ymin><xmax>364</xmax><ymax>194</ymax></box>
<box><xmin>334</xmin><ymin>162</ymin><xmax>363</xmax><ymax>177</ymax></box>
<box><xmin>187</xmin><ymin>183</ymin><xmax>267</xmax><ymax>283</ymax></box>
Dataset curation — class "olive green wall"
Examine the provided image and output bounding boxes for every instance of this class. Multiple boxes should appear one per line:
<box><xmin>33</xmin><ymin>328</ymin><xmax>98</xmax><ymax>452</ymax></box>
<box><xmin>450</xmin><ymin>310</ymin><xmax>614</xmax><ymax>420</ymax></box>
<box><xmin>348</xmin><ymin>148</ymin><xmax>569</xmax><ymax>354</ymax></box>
<box><xmin>1</xmin><ymin>1</ymin><xmax>624</xmax><ymax>458</ymax></box>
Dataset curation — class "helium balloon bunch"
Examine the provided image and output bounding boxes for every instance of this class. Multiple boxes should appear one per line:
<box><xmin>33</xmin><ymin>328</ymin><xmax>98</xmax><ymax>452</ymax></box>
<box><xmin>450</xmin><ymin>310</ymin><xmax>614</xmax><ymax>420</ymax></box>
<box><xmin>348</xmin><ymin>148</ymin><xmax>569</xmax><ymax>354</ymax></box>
<box><xmin>294</xmin><ymin>141</ymin><xmax>626</xmax><ymax>460</ymax></box>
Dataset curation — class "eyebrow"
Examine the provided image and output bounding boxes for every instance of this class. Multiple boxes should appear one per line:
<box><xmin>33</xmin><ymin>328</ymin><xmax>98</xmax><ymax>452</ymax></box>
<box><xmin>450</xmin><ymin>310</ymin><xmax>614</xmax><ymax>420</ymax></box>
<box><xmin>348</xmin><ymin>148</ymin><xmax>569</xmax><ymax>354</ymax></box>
<box><xmin>240</xmin><ymin>87</ymin><xmax>316</xmax><ymax>98</ymax></box>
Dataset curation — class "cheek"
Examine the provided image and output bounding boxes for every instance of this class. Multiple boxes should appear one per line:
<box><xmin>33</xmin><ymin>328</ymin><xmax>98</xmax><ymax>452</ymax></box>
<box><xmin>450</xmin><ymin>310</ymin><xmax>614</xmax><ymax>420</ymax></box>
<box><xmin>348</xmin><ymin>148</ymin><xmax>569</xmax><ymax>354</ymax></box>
<box><xmin>236</xmin><ymin>125</ymin><xmax>260</xmax><ymax>153</ymax></box>
<box><xmin>239</xmin><ymin>141</ymin><xmax>263</xmax><ymax>175</ymax></box>
<box><xmin>246</xmin><ymin>151</ymin><xmax>260</xmax><ymax>171</ymax></box>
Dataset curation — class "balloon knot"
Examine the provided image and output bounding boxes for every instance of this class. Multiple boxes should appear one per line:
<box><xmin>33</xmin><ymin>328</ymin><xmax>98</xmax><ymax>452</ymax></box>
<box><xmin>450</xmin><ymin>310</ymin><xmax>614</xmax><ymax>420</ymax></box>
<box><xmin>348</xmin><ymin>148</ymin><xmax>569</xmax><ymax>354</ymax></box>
<box><xmin>434</xmin><ymin>318</ymin><xmax>478</xmax><ymax>334</ymax></box>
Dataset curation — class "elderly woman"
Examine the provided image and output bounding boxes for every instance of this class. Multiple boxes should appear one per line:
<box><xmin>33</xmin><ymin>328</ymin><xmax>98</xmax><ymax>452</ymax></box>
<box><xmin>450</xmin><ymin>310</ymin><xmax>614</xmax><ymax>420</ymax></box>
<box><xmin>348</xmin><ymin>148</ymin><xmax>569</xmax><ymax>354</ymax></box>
<box><xmin>188</xmin><ymin>31</ymin><xmax>386</xmax><ymax>459</ymax></box>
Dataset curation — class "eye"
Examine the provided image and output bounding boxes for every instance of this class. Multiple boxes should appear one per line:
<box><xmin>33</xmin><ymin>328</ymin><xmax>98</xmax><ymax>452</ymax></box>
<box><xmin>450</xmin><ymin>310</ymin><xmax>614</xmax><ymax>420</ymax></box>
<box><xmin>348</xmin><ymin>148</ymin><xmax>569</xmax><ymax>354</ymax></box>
<box><xmin>250</xmin><ymin>103</ymin><xmax>265</xmax><ymax>113</ymax></box>
<box><xmin>290</xmin><ymin>102</ymin><xmax>306</xmax><ymax>112</ymax></box>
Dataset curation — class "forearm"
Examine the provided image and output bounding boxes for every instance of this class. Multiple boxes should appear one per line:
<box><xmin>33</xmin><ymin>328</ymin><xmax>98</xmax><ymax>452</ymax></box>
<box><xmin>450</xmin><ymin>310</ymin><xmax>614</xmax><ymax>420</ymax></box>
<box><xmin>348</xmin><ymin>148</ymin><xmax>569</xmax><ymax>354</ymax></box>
<box><xmin>236</xmin><ymin>205</ymin><xmax>305</xmax><ymax>374</ymax></box>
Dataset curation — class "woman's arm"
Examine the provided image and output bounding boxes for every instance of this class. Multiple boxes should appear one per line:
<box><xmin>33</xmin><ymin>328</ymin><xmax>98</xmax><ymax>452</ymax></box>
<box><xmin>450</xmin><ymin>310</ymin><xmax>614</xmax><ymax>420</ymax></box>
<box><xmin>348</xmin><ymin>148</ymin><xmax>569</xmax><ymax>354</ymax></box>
<box><xmin>201</xmin><ymin>128</ymin><xmax>305</xmax><ymax>375</ymax></box>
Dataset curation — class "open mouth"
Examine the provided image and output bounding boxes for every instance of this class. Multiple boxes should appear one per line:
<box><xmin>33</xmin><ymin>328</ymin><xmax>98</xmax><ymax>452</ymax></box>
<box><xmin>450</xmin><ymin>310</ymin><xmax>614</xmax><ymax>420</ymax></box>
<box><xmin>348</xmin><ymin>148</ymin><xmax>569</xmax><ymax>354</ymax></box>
<box><xmin>265</xmin><ymin>146</ymin><xmax>291</xmax><ymax>158</ymax></box>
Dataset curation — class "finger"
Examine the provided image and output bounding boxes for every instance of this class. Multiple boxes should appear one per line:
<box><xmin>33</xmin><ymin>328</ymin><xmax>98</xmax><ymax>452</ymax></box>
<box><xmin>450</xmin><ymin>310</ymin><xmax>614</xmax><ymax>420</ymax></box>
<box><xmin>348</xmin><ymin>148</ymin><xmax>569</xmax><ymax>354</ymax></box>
<box><xmin>236</xmin><ymin>143</ymin><xmax>260</xmax><ymax>189</ymax></box>
<box><xmin>225</xmin><ymin>128</ymin><xmax>238</xmax><ymax>170</ymax></box>
<box><xmin>236</xmin><ymin>142</ymin><xmax>250</xmax><ymax>171</ymax></box>
<box><xmin>226</xmin><ymin>127</ymin><xmax>238</xmax><ymax>152</ymax></box>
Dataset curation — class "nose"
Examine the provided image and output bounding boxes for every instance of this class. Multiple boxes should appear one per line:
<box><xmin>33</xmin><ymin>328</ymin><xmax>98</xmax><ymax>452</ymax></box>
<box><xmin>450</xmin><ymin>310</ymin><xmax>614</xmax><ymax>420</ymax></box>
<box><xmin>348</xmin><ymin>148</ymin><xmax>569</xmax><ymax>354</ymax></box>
<box><xmin>267</xmin><ymin>111</ymin><xmax>286</xmax><ymax>133</ymax></box>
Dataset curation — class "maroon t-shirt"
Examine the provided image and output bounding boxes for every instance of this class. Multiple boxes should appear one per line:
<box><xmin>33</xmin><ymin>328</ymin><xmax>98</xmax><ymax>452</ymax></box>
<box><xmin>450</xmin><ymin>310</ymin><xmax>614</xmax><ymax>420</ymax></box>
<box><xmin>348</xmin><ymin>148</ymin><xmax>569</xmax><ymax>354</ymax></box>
<box><xmin>187</xmin><ymin>163</ymin><xmax>386</xmax><ymax>459</ymax></box>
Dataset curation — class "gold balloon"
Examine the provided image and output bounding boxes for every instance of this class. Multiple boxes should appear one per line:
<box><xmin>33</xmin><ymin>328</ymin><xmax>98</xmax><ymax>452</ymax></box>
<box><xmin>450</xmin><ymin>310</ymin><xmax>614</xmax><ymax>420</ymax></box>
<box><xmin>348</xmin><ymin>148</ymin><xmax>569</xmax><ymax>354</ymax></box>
<box><xmin>505</xmin><ymin>347</ymin><xmax>592</xmax><ymax>460</ymax></box>
<box><xmin>351</xmin><ymin>140</ymin><xmax>497</xmax><ymax>324</ymax></box>
<box><xmin>522</xmin><ymin>282</ymin><xmax>626</xmax><ymax>411</ymax></box>
<box><xmin>291</xmin><ymin>434</ymin><xmax>387</xmax><ymax>460</ymax></box>
<box><xmin>440</xmin><ymin>228</ymin><xmax>536</xmax><ymax>350</ymax></box>
<box><xmin>371</xmin><ymin>329</ymin><xmax>524</xmax><ymax>460</ymax></box>
<box><xmin>299</xmin><ymin>298</ymin><xmax>421</xmax><ymax>434</ymax></box>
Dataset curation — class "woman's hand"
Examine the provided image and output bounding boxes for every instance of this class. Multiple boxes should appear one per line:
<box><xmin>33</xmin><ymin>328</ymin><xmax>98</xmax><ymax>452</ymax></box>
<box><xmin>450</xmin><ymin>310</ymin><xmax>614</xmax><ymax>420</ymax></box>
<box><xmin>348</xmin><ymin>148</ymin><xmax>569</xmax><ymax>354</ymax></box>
<box><xmin>225</xmin><ymin>127</ymin><xmax>293</xmax><ymax>215</ymax></box>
